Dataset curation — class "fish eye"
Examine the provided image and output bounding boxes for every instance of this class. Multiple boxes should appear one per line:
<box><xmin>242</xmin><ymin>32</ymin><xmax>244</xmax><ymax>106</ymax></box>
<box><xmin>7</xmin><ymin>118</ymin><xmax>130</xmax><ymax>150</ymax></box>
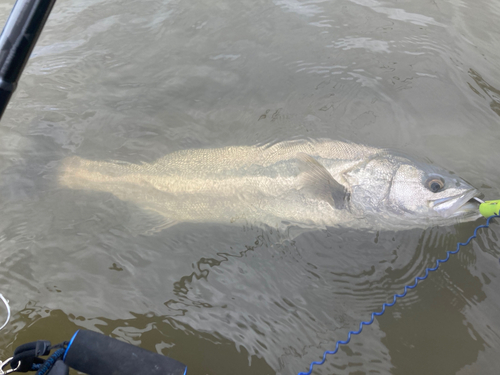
<box><xmin>426</xmin><ymin>176</ymin><xmax>445</xmax><ymax>193</ymax></box>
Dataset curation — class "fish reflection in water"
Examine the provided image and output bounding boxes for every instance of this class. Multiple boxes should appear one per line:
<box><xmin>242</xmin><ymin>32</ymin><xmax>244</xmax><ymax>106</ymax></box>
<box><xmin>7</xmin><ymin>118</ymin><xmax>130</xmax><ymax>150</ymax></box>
<box><xmin>58</xmin><ymin>139</ymin><xmax>481</xmax><ymax>233</ymax></box>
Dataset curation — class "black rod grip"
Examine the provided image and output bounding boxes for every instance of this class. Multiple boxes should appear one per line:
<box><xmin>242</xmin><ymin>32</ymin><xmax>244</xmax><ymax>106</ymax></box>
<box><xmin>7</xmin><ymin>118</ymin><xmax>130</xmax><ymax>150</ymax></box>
<box><xmin>0</xmin><ymin>0</ymin><xmax>56</xmax><ymax>120</ymax></box>
<box><xmin>47</xmin><ymin>360</ymin><xmax>69</xmax><ymax>375</ymax></box>
<box><xmin>63</xmin><ymin>330</ymin><xmax>187</xmax><ymax>375</ymax></box>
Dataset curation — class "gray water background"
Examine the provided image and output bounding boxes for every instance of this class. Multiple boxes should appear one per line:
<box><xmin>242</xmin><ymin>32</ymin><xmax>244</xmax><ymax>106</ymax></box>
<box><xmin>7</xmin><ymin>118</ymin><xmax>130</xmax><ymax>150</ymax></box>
<box><xmin>0</xmin><ymin>0</ymin><xmax>500</xmax><ymax>374</ymax></box>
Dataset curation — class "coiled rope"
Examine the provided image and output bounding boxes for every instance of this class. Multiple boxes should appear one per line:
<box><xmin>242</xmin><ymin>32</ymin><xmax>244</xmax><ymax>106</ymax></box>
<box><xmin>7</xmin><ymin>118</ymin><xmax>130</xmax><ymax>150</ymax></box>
<box><xmin>298</xmin><ymin>214</ymin><xmax>500</xmax><ymax>375</ymax></box>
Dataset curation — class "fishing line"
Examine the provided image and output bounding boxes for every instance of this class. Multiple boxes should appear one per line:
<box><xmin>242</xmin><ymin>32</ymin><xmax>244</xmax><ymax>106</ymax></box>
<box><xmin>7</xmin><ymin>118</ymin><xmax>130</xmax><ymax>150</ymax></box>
<box><xmin>298</xmin><ymin>202</ymin><xmax>500</xmax><ymax>375</ymax></box>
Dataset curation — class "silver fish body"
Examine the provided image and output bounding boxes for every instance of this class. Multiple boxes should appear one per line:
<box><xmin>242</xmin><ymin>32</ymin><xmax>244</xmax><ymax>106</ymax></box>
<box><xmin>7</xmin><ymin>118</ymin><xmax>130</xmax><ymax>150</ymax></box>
<box><xmin>58</xmin><ymin>139</ymin><xmax>481</xmax><ymax>232</ymax></box>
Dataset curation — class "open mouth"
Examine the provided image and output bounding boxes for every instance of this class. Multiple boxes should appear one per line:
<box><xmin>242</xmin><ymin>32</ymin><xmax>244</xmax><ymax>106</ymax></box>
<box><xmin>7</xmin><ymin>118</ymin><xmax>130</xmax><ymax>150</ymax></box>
<box><xmin>430</xmin><ymin>189</ymin><xmax>482</xmax><ymax>218</ymax></box>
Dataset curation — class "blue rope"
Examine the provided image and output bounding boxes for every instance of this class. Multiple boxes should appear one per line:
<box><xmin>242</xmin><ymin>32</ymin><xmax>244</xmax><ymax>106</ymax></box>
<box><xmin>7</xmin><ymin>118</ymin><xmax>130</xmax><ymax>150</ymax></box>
<box><xmin>35</xmin><ymin>348</ymin><xmax>65</xmax><ymax>375</ymax></box>
<box><xmin>298</xmin><ymin>215</ymin><xmax>500</xmax><ymax>375</ymax></box>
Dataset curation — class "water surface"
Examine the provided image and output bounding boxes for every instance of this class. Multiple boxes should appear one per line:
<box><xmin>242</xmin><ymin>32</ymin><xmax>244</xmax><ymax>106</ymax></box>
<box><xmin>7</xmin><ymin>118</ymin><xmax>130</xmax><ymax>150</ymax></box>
<box><xmin>0</xmin><ymin>0</ymin><xmax>499</xmax><ymax>374</ymax></box>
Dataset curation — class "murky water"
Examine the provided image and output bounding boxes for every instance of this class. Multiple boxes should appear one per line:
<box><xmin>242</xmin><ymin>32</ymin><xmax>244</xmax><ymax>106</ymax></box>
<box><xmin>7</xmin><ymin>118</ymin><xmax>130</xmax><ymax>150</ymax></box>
<box><xmin>0</xmin><ymin>0</ymin><xmax>499</xmax><ymax>374</ymax></box>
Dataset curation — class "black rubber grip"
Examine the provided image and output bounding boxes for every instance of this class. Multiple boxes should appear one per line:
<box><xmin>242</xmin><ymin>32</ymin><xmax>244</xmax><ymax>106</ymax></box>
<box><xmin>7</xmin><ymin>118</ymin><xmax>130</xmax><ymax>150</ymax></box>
<box><xmin>47</xmin><ymin>360</ymin><xmax>69</xmax><ymax>375</ymax></box>
<box><xmin>63</xmin><ymin>330</ymin><xmax>187</xmax><ymax>375</ymax></box>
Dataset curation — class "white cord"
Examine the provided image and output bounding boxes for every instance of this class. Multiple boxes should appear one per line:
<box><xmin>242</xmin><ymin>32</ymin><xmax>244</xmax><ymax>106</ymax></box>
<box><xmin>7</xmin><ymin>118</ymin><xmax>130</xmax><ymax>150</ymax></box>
<box><xmin>0</xmin><ymin>293</ymin><xmax>10</xmax><ymax>330</ymax></box>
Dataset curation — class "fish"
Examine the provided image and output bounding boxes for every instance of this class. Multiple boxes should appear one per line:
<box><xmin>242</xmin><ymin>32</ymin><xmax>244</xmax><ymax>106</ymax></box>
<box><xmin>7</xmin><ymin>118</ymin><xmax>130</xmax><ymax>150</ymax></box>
<box><xmin>58</xmin><ymin>138</ymin><xmax>482</xmax><ymax>233</ymax></box>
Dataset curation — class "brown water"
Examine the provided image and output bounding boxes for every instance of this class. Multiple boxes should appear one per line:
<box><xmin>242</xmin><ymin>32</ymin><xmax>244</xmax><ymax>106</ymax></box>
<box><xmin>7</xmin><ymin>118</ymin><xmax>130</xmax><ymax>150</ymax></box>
<box><xmin>0</xmin><ymin>0</ymin><xmax>499</xmax><ymax>374</ymax></box>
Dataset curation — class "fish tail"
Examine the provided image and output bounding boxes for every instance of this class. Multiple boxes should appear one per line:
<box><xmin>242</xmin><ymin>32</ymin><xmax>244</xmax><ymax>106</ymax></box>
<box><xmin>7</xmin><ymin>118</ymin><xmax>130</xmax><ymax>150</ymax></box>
<box><xmin>58</xmin><ymin>156</ymin><xmax>118</xmax><ymax>191</ymax></box>
<box><xmin>58</xmin><ymin>156</ymin><xmax>84</xmax><ymax>189</ymax></box>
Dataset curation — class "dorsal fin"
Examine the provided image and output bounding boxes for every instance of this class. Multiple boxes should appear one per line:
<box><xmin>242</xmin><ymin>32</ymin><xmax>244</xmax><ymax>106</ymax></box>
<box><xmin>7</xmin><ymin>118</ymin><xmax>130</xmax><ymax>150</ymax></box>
<box><xmin>296</xmin><ymin>153</ymin><xmax>349</xmax><ymax>209</ymax></box>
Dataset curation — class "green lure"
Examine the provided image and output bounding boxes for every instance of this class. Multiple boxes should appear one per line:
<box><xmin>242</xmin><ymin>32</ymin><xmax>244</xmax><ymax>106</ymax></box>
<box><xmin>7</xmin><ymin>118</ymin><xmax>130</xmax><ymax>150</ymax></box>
<box><xmin>479</xmin><ymin>200</ymin><xmax>500</xmax><ymax>218</ymax></box>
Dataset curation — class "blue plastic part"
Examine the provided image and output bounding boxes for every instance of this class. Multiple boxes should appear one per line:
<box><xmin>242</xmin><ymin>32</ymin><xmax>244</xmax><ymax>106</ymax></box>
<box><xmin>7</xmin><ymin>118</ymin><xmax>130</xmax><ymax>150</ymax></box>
<box><xmin>63</xmin><ymin>330</ymin><xmax>79</xmax><ymax>361</ymax></box>
<box><xmin>298</xmin><ymin>214</ymin><xmax>500</xmax><ymax>375</ymax></box>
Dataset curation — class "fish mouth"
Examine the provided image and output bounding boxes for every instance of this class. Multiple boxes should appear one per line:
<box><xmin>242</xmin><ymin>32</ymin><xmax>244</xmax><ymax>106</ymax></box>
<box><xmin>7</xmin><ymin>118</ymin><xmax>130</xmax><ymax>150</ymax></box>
<box><xmin>430</xmin><ymin>189</ymin><xmax>482</xmax><ymax>219</ymax></box>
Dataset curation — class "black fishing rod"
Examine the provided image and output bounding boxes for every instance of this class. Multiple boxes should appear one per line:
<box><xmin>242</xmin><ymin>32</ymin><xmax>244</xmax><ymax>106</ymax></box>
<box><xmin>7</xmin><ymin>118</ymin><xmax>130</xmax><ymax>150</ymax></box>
<box><xmin>3</xmin><ymin>330</ymin><xmax>187</xmax><ymax>375</ymax></box>
<box><xmin>0</xmin><ymin>0</ymin><xmax>56</xmax><ymax>120</ymax></box>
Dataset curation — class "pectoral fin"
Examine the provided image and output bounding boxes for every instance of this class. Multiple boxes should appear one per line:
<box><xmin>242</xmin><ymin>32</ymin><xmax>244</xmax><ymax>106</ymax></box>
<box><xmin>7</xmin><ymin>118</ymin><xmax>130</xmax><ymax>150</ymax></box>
<box><xmin>296</xmin><ymin>153</ymin><xmax>349</xmax><ymax>209</ymax></box>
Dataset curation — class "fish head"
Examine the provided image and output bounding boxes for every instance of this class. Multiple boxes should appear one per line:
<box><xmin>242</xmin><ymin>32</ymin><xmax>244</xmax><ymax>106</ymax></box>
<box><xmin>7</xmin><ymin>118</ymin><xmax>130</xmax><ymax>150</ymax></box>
<box><xmin>346</xmin><ymin>153</ymin><xmax>482</xmax><ymax>228</ymax></box>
